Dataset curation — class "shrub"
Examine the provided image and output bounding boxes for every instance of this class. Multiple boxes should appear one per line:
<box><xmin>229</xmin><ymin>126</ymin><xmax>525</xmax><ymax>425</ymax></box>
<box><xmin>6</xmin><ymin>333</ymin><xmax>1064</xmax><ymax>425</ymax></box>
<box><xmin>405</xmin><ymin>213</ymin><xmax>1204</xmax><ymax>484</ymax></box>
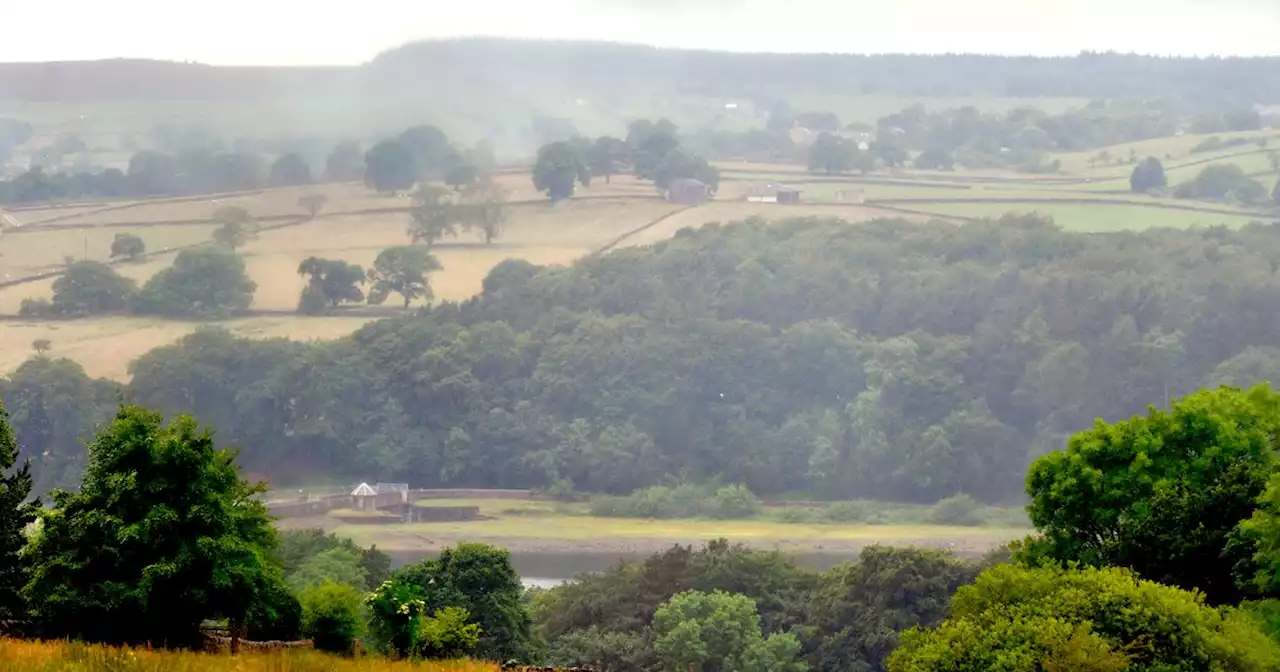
<box><xmin>18</xmin><ymin>297</ymin><xmax>55</xmax><ymax>317</ymax></box>
<box><xmin>774</xmin><ymin>507</ymin><xmax>817</xmax><ymax>524</ymax></box>
<box><xmin>419</xmin><ymin>606</ymin><xmax>482</xmax><ymax>660</ymax></box>
<box><xmin>246</xmin><ymin>577</ymin><xmax>304</xmax><ymax>642</ymax></box>
<box><xmin>822</xmin><ymin>500</ymin><xmax>886</xmax><ymax>524</ymax></box>
<box><xmin>589</xmin><ymin>483</ymin><xmax>761</xmax><ymax>520</ymax></box>
<box><xmin>300</xmin><ymin>581</ymin><xmax>366</xmax><ymax>655</ymax></box>
<box><xmin>706</xmin><ymin>484</ymin><xmax>762</xmax><ymax>519</ymax></box>
<box><xmin>927</xmin><ymin>494</ymin><xmax>985</xmax><ymax>526</ymax></box>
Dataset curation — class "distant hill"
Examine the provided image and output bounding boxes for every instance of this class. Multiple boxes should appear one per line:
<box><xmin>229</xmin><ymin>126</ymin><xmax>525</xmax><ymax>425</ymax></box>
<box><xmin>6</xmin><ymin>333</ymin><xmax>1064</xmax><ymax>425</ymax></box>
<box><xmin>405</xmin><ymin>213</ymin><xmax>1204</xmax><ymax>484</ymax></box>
<box><xmin>1</xmin><ymin>39</ymin><xmax>1277</xmax><ymax>106</ymax></box>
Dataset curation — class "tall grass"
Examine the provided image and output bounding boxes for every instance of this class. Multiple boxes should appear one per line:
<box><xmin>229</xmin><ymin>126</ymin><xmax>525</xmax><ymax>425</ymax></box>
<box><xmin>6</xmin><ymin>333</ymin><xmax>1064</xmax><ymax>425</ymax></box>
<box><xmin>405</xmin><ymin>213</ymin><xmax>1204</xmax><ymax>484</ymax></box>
<box><xmin>0</xmin><ymin>639</ymin><xmax>499</xmax><ymax>672</ymax></box>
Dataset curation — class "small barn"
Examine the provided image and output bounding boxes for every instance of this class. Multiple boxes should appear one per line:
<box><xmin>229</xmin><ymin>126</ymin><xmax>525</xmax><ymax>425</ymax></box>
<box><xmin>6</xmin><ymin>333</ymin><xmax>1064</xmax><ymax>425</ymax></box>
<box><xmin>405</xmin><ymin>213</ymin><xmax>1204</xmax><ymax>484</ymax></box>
<box><xmin>776</xmin><ymin>189</ymin><xmax>802</xmax><ymax>204</ymax></box>
<box><xmin>667</xmin><ymin>178</ymin><xmax>712</xmax><ymax>204</ymax></box>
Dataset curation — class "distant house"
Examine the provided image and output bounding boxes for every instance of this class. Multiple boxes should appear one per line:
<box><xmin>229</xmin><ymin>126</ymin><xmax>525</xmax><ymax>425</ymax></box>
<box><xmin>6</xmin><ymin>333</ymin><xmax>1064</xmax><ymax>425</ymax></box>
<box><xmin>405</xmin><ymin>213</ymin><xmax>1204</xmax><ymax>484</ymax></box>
<box><xmin>667</xmin><ymin>178</ymin><xmax>712</xmax><ymax>204</ymax></box>
<box><xmin>746</xmin><ymin>182</ymin><xmax>802</xmax><ymax>204</ymax></box>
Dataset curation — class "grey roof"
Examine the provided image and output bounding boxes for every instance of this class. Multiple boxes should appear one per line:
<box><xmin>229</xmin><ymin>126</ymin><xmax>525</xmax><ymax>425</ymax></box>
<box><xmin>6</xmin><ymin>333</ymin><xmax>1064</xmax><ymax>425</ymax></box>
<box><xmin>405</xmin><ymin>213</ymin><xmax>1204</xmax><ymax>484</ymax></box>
<box><xmin>351</xmin><ymin>482</ymin><xmax>377</xmax><ymax>497</ymax></box>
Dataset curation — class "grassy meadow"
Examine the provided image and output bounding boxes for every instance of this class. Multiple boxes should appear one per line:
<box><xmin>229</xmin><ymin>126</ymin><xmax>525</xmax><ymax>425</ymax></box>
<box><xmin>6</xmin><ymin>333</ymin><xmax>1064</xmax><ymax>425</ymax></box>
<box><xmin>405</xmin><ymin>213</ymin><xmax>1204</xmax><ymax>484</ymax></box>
<box><xmin>0</xmin><ymin>639</ymin><xmax>498</xmax><ymax>672</ymax></box>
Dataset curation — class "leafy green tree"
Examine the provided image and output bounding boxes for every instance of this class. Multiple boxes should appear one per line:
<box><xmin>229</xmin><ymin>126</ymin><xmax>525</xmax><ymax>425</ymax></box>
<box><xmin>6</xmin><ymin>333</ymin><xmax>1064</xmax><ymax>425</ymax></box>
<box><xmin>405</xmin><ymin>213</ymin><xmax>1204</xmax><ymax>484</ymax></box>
<box><xmin>871</xmin><ymin>140</ymin><xmax>909</xmax><ymax>168</ymax></box>
<box><xmin>325</xmin><ymin>140</ymin><xmax>365</xmax><ymax>182</ymax></box>
<box><xmin>398</xmin><ymin>125</ymin><xmax>454</xmax><ymax>179</ymax></box>
<box><xmin>0</xmin><ymin>398</ymin><xmax>37</xmax><ymax>620</ymax></box>
<box><xmin>1023</xmin><ymin>385</ymin><xmax>1280</xmax><ymax>605</ymax></box>
<box><xmin>210</xmin><ymin>205</ymin><xmax>257</xmax><ymax>250</ymax></box>
<box><xmin>109</xmin><ymin>233</ymin><xmax>146</xmax><ymax>262</ymax></box>
<box><xmin>589</xmin><ymin>136</ymin><xmax>628</xmax><ymax>183</ymax></box>
<box><xmin>459</xmin><ymin>180</ymin><xmax>508</xmax><ymax>244</ymax></box>
<box><xmin>652</xmin><ymin>590</ymin><xmax>806</xmax><ymax>672</ymax></box>
<box><xmin>888</xmin><ymin>564</ymin><xmax>1280</xmax><ymax>672</ymax></box>
<box><xmin>1129</xmin><ymin>156</ymin><xmax>1168</xmax><ymax>192</ymax></box>
<box><xmin>269</xmin><ymin>152</ymin><xmax>314</xmax><ymax>187</ymax></box>
<box><xmin>808</xmin><ymin>133</ymin><xmax>855</xmax><ymax>174</ymax></box>
<box><xmin>366</xmin><ymin>245</ymin><xmax>441</xmax><ymax>309</ymax></box>
<box><xmin>533</xmin><ymin>140</ymin><xmax>591</xmax><ymax>201</ymax></box>
<box><xmin>444</xmin><ymin>162</ymin><xmax>479</xmax><ymax>190</ymax></box>
<box><xmin>420</xmin><ymin>606</ymin><xmax>483</xmax><ymax>660</ymax></box>
<box><xmin>135</xmin><ymin>246</ymin><xmax>257</xmax><ymax>318</ymax></box>
<box><xmin>49</xmin><ymin>260</ymin><xmax>136</xmax><ymax>317</ymax></box>
<box><xmin>408</xmin><ymin>185</ymin><xmax>465</xmax><ymax>246</ymax></box>
<box><xmin>277</xmin><ymin>529</ymin><xmax>390</xmax><ymax>588</ymax></box>
<box><xmin>286</xmin><ymin>547</ymin><xmax>369</xmax><ymax>592</ymax></box>
<box><xmin>653</xmin><ymin>149</ymin><xmax>720</xmax><ymax>191</ymax></box>
<box><xmin>632</xmin><ymin>126</ymin><xmax>681</xmax><ymax>180</ymax></box>
<box><xmin>365</xmin><ymin>139</ymin><xmax>417</xmax><ymax>193</ymax></box>
<box><xmin>366</xmin><ymin>579</ymin><xmax>427</xmax><ymax>658</ymax></box>
<box><xmin>31</xmin><ymin>339</ymin><xmax>51</xmax><ymax>356</ymax></box>
<box><xmin>22</xmin><ymin>406</ymin><xmax>286</xmax><ymax>647</ymax></box>
<box><xmin>397</xmin><ymin>542</ymin><xmax>534</xmax><ymax>661</ymax></box>
<box><xmin>297</xmin><ymin>257</ymin><xmax>365</xmax><ymax>313</ymax></box>
<box><xmin>300</xmin><ymin>581</ymin><xmax>366</xmax><ymax>655</ymax></box>
<box><xmin>127</xmin><ymin>150</ymin><xmax>181</xmax><ymax>195</ymax></box>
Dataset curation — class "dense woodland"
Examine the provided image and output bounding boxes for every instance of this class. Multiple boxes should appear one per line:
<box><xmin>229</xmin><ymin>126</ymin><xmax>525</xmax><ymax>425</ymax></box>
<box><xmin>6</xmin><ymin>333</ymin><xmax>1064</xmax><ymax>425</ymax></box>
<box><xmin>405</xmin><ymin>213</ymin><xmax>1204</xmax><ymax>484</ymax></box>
<box><xmin>8</xmin><ymin>214</ymin><xmax>1280</xmax><ymax>502</ymax></box>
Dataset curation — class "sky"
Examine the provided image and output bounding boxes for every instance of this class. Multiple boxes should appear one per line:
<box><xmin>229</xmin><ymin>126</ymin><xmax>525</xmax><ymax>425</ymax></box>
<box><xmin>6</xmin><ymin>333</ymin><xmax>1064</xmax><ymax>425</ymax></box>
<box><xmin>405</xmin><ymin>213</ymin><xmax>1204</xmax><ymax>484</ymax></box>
<box><xmin>2</xmin><ymin>0</ymin><xmax>1277</xmax><ymax>65</ymax></box>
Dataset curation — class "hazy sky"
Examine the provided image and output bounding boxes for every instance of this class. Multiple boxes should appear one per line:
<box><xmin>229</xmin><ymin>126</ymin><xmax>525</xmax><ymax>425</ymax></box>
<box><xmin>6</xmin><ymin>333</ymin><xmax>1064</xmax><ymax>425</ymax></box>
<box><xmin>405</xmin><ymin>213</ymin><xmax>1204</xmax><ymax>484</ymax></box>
<box><xmin>3</xmin><ymin>0</ymin><xmax>1277</xmax><ymax>65</ymax></box>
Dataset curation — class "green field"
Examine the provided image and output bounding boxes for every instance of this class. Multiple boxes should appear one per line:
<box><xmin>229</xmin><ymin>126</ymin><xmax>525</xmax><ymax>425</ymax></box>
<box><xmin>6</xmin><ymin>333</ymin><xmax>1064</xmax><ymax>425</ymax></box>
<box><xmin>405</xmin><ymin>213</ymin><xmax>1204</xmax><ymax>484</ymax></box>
<box><xmin>908</xmin><ymin>201</ymin><xmax>1272</xmax><ymax>231</ymax></box>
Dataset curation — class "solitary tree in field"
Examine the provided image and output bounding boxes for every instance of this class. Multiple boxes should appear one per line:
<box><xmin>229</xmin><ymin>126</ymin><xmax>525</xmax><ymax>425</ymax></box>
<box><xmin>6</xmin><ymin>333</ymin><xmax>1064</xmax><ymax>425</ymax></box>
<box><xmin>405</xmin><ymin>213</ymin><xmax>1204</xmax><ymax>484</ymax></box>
<box><xmin>31</xmin><ymin>339</ymin><xmax>51</xmax><ymax>355</ymax></box>
<box><xmin>297</xmin><ymin>257</ymin><xmax>365</xmax><ymax>314</ymax></box>
<box><xmin>298</xmin><ymin>193</ymin><xmax>329</xmax><ymax>219</ymax></box>
<box><xmin>1130</xmin><ymin>157</ymin><xmax>1168</xmax><ymax>193</ymax></box>
<box><xmin>367</xmin><ymin>245</ymin><xmax>442</xmax><ymax>309</ymax></box>
<box><xmin>461</xmin><ymin>180</ymin><xmax>509</xmax><ymax>244</ymax></box>
<box><xmin>211</xmin><ymin>206</ymin><xmax>257</xmax><ymax>250</ymax></box>
<box><xmin>533</xmin><ymin>141</ymin><xmax>591</xmax><ymax>201</ymax></box>
<box><xmin>808</xmin><ymin>132</ymin><xmax>855</xmax><ymax>174</ymax></box>
<box><xmin>22</xmin><ymin>406</ymin><xmax>288</xmax><ymax>647</ymax></box>
<box><xmin>109</xmin><ymin>232</ymin><xmax>146</xmax><ymax>261</ymax></box>
<box><xmin>364</xmin><ymin>140</ymin><xmax>417</xmax><ymax>194</ymax></box>
<box><xmin>408</xmin><ymin>185</ymin><xmax>466</xmax><ymax>246</ymax></box>
<box><xmin>0</xmin><ymin>398</ymin><xmax>37</xmax><ymax>621</ymax></box>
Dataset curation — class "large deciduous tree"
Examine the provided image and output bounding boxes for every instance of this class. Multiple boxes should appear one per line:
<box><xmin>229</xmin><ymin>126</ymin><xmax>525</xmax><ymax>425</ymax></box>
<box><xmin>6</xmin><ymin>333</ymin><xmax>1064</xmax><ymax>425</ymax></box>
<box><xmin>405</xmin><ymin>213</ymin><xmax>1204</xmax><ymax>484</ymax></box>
<box><xmin>1129</xmin><ymin>156</ymin><xmax>1168</xmax><ymax>193</ymax></box>
<box><xmin>49</xmin><ymin>260</ymin><xmax>137</xmax><ymax>317</ymax></box>
<box><xmin>210</xmin><ymin>206</ymin><xmax>258</xmax><ymax>250</ymax></box>
<box><xmin>324</xmin><ymin>141</ymin><xmax>365</xmax><ymax>182</ymax></box>
<box><xmin>269</xmin><ymin>153</ymin><xmax>314</xmax><ymax>187</ymax></box>
<box><xmin>1022</xmin><ymin>384</ymin><xmax>1280</xmax><ymax>605</ymax></box>
<box><xmin>408</xmin><ymin>185</ymin><xmax>465</xmax><ymax>246</ymax></box>
<box><xmin>109</xmin><ymin>233</ymin><xmax>146</xmax><ymax>262</ymax></box>
<box><xmin>365</xmin><ymin>140</ymin><xmax>417</xmax><ymax>193</ymax></box>
<box><xmin>366</xmin><ymin>245</ymin><xmax>442</xmax><ymax>309</ymax></box>
<box><xmin>652</xmin><ymin>590</ymin><xmax>806</xmax><ymax>672</ymax></box>
<box><xmin>807</xmin><ymin>132</ymin><xmax>855</xmax><ymax>174</ymax></box>
<box><xmin>533</xmin><ymin>141</ymin><xmax>591</xmax><ymax>201</ymax></box>
<box><xmin>0</xmin><ymin>398</ymin><xmax>37</xmax><ymax>620</ymax></box>
<box><xmin>134</xmin><ymin>247</ymin><xmax>257</xmax><ymax>318</ymax></box>
<box><xmin>22</xmin><ymin>406</ymin><xmax>289</xmax><ymax>647</ymax></box>
<box><xmin>588</xmin><ymin>136</ymin><xmax>629</xmax><ymax>183</ymax></box>
<box><xmin>297</xmin><ymin>257</ymin><xmax>365</xmax><ymax>314</ymax></box>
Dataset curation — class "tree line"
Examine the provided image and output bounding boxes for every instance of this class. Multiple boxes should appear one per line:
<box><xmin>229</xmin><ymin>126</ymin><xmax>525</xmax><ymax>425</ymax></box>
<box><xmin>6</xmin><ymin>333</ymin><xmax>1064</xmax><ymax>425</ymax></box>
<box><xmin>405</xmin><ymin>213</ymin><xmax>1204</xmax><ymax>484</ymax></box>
<box><xmin>9</xmin><ymin>214</ymin><xmax>1280</xmax><ymax>504</ymax></box>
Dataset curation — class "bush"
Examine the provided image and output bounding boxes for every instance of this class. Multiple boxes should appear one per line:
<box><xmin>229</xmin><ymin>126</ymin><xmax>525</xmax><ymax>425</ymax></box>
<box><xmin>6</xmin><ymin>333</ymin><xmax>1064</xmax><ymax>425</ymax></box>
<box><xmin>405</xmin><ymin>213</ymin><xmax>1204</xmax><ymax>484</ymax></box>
<box><xmin>774</xmin><ymin>507</ymin><xmax>817</xmax><ymax>524</ymax></box>
<box><xmin>822</xmin><ymin>500</ymin><xmax>886</xmax><ymax>524</ymax></box>
<box><xmin>297</xmin><ymin>284</ymin><xmax>329</xmax><ymax>316</ymax></box>
<box><xmin>418</xmin><ymin>606</ymin><xmax>482</xmax><ymax>660</ymax></box>
<box><xmin>927</xmin><ymin>494</ymin><xmax>985</xmax><ymax>526</ymax></box>
<box><xmin>706</xmin><ymin>484</ymin><xmax>762</xmax><ymax>519</ymax></box>
<box><xmin>300</xmin><ymin>581</ymin><xmax>366</xmax><ymax>655</ymax></box>
<box><xmin>18</xmin><ymin>297</ymin><xmax>55</xmax><ymax>317</ymax></box>
<box><xmin>246</xmin><ymin>577</ymin><xmax>303</xmax><ymax>642</ymax></box>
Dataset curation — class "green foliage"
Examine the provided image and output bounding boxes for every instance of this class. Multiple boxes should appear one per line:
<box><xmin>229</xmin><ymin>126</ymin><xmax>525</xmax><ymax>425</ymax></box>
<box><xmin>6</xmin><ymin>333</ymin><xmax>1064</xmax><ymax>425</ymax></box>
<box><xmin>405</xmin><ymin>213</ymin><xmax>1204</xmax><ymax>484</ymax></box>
<box><xmin>459</xmin><ymin>180</ymin><xmax>508</xmax><ymax>245</ymax></box>
<box><xmin>269</xmin><ymin>153</ymin><xmax>314</xmax><ymax>187</ymax></box>
<box><xmin>913</xmin><ymin>147</ymin><xmax>955</xmax><ymax>171</ymax></box>
<box><xmin>286</xmin><ymin>547</ymin><xmax>369</xmax><ymax>593</ymax></box>
<box><xmin>533</xmin><ymin>140</ymin><xmax>591</xmax><ymax>201</ymax></box>
<box><xmin>134</xmin><ymin>246</ymin><xmax>257</xmax><ymax>318</ymax></box>
<box><xmin>21</xmin><ymin>405</ymin><xmax>284</xmax><ymax>647</ymax></box>
<box><xmin>396</xmin><ymin>543</ymin><xmax>534</xmax><ymax>662</ymax></box>
<box><xmin>888</xmin><ymin>564</ymin><xmax>1280</xmax><ymax>672</ymax></box>
<box><xmin>588</xmin><ymin>136</ymin><xmax>628</xmax><ymax>182</ymax></box>
<box><xmin>49</xmin><ymin>260</ymin><xmax>136</xmax><ymax>317</ymax></box>
<box><xmin>364</xmin><ymin>139</ymin><xmax>417</xmax><ymax>193</ymax></box>
<box><xmin>1129</xmin><ymin>156</ymin><xmax>1167</xmax><ymax>192</ymax></box>
<box><xmin>707</xmin><ymin>484</ymin><xmax>763</xmax><ymax>519</ymax></box>
<box><xmin>366</xmin><ymin>579</ymin><xmax>428</xmax><ymax>658</ymax></box>
<box><xmin>927</xmin><ymin>494</ymin><xmax>985</xmax><ymax>527</ymax></box>
<box><xmin>808</xmin><ymin>546</ymin><xmax>980</xmax><ymax>672</ymax></box>
<box><xmin>408</xmin><ymin>185</ymin><xmax>465</xmax><ymax>246</ymax></box>
<box><xmin>652</xmin><ymin>590</ymin><xmax>807</xmax><ymax>672</ymax></box>
<box><xmin>821</xmin><ymin>500</ymin><xmax>886</xmax><ymax>524</ymax></box>
<box><xmin>300</xmin><ymin>581</ymin><xmax>366</xmax><ymax>656</ymax></box>
<box><xmin>277</xmin><ymin>528</ymin><xmax>391</xmax><ymax>590</ymax></box>
<box><xmin>419</xmin><ymin>606</ymin><xmax>482</xmax><ymax>660</ymax></box>
<box><xmin>297</xmin><ymin>256</ymin><xmax>365</xmax><ymax>313</ymax></box>
<box><xmin>366</xmin><ymin>245</ymin><xmax>441</xmax><ymax>309</ymax></box>
<box><xmin>245</xmin><ymin>575</ymin><xmax>303</xmax><ymax>642</ymax></box>
<box><xmin>325</xmin><ymin>141</ymin><xmax>365</xmax><ymax>182</ymax></box>
<box><xmin>1024</xmin><ymin>385</ymin><xmax>1280</xmax><ymax>605</ymax></box>
<box><xmin>109</xmin><ymin>233</ymin><xmax>147</xmax><ymax>261</ymax></box>
<box><xmin>398</xmin><ymin>125</ymin><xmax>455</xmax><ymax>179</ymax></box>
<box><xmin>1175</xmin><ymin>164</ymin><xmax>1269</xmax><ymax>202</ymax></box>
<box><xmin>653</xmin><ymin>149</ymin><xmax>720</xmax><ymax>191</ymax></box>
<box><xmin>0</xmin><ymin>398</ymin><xmax>37</xmax><ymax>620</ymax></box>
<box><xmin>589</xmin><ymin>483</ymin><xmax>760</xmax><ymax>519</ymax></box>
<box><xmin>210</xmin><ymin>205</ymin><xmax>257</xmax><ymax>250</ymax></box>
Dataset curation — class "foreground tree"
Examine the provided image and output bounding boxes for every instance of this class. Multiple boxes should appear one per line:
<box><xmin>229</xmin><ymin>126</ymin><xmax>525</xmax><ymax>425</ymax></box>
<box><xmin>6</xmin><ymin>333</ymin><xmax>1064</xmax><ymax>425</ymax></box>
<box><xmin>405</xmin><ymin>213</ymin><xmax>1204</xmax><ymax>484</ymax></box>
<box><xmin>0</xmin><ymin>399</ymin><xmax>37</xmax><ymax>620</ymax></box>
<box><xmin>367</xmin><ymin>246</ymin><xmax>441</xmax><ymax>309</ymax></box>
<box><xmin>134</xmin><ymin>247</ymin><xmax>257</xmax><ymax>318</ymax></box>
<box><xmin>533</xmin><ymin>141</ymin><xmax>591</xmax><ymax>201</ymax></box>
<box><xmin>210</xmin><ymin>206</ymin><xmax>258</xmax><ymax>250</ymax></box>
<box><xmin>888</xmin><ymin>564</ymin><xmax>1280</xmax><ymax>672</ymax></box>
<box><xmin>297</xmin><ymin>257</ymin><xmax>365</xmax><ymax>314</ymax></box>
<box><xmin>1022</xmin><ymin>385</ymin><xmax>1280</xmax><ymax>605</ymax></box>
<box><xmin>49</xmin><ymin>260</ymin><xmax>136</xmax><ymax>317</ymax></box>
<box><xmin>22</xmin><ymin>406</ymin><xmax>288</xmax><ymax>647</ymax></box>
<box><xmin>109</xmin><ymin>233</ymin><xmax>146</xmax><ymax>261</ymax></box>
<box><xmin>652</xmin><ymin>590</ymin><xmax>806</xmax><ymax>672</ymax></box>
<box><xmin>1130</xmin><ymin>156</ymin><xmax>1168</xmax><ymax>193</ymax></box>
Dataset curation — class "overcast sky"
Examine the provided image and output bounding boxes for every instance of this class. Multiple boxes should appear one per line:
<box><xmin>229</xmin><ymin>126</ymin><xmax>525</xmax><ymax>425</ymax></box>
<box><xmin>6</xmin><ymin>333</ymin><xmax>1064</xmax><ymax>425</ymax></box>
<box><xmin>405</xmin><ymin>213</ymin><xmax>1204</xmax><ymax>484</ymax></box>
<box><xmin>3</xmin><ymin>0</ymin><xmax>1277</xmax><ymax>65</ymax></box>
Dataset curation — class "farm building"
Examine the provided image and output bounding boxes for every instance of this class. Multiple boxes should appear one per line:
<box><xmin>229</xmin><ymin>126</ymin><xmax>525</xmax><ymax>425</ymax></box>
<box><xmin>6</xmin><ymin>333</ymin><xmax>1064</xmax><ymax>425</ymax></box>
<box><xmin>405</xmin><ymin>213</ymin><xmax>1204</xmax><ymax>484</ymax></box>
<box><xmin>667</xmin><ymin>178</ymin><xmax>712</xmax><ymax>204</ymax></box>
<box><xmin>746</xmin><ymin>182</ymin><xmax>803</xmax><ymax>204</ymax></box>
